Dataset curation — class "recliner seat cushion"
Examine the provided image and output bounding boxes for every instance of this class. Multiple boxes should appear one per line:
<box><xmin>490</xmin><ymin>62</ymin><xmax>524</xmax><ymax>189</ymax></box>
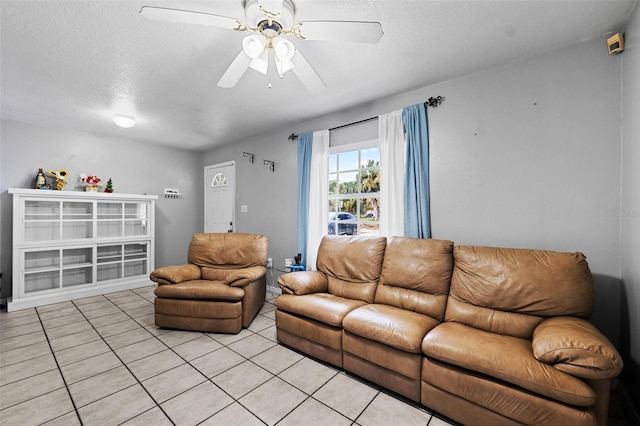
<box><xmin>422</xmin><ymin>322</ymin><xmax>596</xmax><ymax>407</ymax></box>
<box><xmin>344</xmin><ymin>304</ymin><xmax>440</xmax><ymax>353</ymax></box>
<box><xmin>276</xmin><ymin>293</ymin><xmax>366</xmax><ymax>327</ymax></box>
<box><xmin>154</xmin><ymin>280</ymin><xmax>244</xmax><ymax>301</ymax></box>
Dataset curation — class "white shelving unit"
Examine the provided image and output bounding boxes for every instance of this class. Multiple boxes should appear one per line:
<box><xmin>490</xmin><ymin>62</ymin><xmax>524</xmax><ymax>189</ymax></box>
<box><xmin>8</xmin><ymin>188</ymin><xmax>158</xmax><ymax>311</ymax></box>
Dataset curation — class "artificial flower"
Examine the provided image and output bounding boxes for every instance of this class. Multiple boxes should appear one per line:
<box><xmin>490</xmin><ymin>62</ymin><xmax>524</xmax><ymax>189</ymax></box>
<box><xmin>79</xmin><ymin>173</ymin><xmax>101</xmax><ymax>185</ymax></box>
<box><xmin>48</xmin><ymin>169</ymin><xmax>69</xmax><ymax>180</ymax></box>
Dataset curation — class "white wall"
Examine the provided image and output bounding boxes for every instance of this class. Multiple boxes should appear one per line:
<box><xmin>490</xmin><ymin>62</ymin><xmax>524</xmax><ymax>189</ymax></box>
<box><xmin>0</xmin><ymin>31</ymin><xmax>630</xmax><ymax>363</ymax></box>
<box><xmin>200</xmin><ymin>130</ymin><xmax>298</xmax><ymax>290</ymax></box>
<box><xmin>203</xmin><ymin>37</ymin><xmax>624</xmax><ymax>347</ymax></box>
<box><xmin>0</xmin><ymin>120</ymin><xmax>203</xmax><ymax>300</ymax></box>
<box><xmin>429</xmin><ymin>39</ymin><xmax>623</xmax><ymax>348</ymax></box>
<box><xmin>621</xmin><ymin>1</ymin><xmax>640</xmax><ymax>412</ymax></box>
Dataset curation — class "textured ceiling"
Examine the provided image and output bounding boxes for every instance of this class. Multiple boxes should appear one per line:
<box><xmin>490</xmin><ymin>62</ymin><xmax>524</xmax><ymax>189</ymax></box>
<box><xmin>1</xmin><ymin>0</ymin><xmax>637</xmax><ymax>151</ymax></box>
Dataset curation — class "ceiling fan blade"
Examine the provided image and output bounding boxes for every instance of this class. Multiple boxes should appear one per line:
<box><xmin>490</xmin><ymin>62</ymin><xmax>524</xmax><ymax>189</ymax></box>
<box><xmin>291</xmin><ymin>50</ymin><xmax>326</xmax><ymax>94</ymax></box>
<box><xmin>217</xmin><ymin>51</ymin><xmax>251</xmax><ymax>88</ymax></box>
<box><xmin>296</xmin><ymin>21</ymin><xmax>383</xmax><ymax>44</ymax></box>
<box><xmin>140</xmin><ymin>6</ymin><xmax>241</xmax><ymax>31</ymax></box>
<box><xmin>258</xmin><ymin>0</ymin><xmax>283</xmax><ymax>15</ymax></box>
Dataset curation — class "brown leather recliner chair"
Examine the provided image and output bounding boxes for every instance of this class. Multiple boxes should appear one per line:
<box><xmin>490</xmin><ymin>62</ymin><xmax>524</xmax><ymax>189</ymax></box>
<box><xmin>150</xmin><ymin>233</ymin><xmax>268</xmax><ymax>334</ymax></box>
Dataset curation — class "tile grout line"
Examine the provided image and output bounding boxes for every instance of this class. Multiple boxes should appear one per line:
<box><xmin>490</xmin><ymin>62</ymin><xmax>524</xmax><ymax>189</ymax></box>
<box><xmin>66</xmin><ymin>292</ymin><xmax>218</xmax><ymax>424</ymax></box>
<box><xmin>8</xmin><ymin>295</ymin><xmax>321</xmax><ymax>424</ymax></box>
<box><xmin>106</xmin><ymin>291</ymin><xmax>281</xmax><ymax>424</ymax></box>
<box><xmin>34</xmin><ymin>305</ymin><xmax>84</xmax><ymax>426</ymax></box>
<box><xmin>28</xmin><ymin>293</ymin><xmax>172</xmax><ymax>425</ymax></box>
<box><xmin>74</xmin><ymin>293</ymin><xmax>180</xmax><ymax>426</ymax></box>
<box><xmin>4</xmin><ymin>291</ymin><xmax>424</xmax><ymax>426</ymax></box>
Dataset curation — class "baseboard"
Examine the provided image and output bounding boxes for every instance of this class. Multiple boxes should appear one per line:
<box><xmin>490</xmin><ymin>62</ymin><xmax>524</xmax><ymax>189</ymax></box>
<box><xmin>618</xmin><ymin>378</ymin><xmax>640</xmax><ymax>426</ymax></box>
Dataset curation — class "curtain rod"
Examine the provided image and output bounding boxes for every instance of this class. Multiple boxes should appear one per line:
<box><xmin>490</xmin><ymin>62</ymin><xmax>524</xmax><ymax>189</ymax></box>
<box><xmin>288</xmin><ymin>96</ymin><xmax>445</xmax><ymax>141</ymax></box>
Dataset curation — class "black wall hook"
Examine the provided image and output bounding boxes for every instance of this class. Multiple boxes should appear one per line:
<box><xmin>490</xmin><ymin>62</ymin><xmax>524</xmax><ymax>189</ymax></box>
<box><xmin>263</xmin><ymin>159</ymin><xmax>275</xmax><ymax>172</ymax></box>
<box><xmin>242</xmin><ymin>152</ymin><xmax>255</xmax><ymax>163</ymax></box>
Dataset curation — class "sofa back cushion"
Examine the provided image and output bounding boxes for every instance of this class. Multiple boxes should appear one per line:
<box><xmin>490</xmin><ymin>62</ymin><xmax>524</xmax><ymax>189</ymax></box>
<box><xmin>188</xmin><ymin>233</ymin><xmax>267</xmax><ymax>269</ymax></box>
<box><xmin>446</xmin><ymin>245</ymin><xmax>593</xmax><ymax>339</ymax></box>
<box><xmin>317</xmin><ymin>235</ymin><xmax>387</xmax><ymax>303</ymax></box>
<box><xmin>375</xmin><ymin>237</ymin><xmax>453</xmax><ymax>320</ymax></box>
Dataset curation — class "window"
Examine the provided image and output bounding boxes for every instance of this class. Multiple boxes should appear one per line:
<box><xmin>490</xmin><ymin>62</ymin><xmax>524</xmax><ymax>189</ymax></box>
<box><xmin>328</xmin><ymin>141</ymin><xmax>380</xmax><ymax>236</ymax></box>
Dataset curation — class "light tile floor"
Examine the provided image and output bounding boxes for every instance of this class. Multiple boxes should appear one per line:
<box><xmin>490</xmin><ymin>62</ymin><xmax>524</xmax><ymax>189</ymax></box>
<box><xmin>0</xmin><ymin>287</ymin><xmax>631</xmax><ymax>426</ymax></box>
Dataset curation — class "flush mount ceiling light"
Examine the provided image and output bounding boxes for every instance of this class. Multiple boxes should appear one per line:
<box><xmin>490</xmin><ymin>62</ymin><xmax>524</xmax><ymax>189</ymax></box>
<box><xmin>112</xmin><ymin>114</ymin><xmax>136</xmax><ymax>128</ymax></box>
<box><xmin>140</xmin><ymin>0</ymin><xmax>383</xmax><ymax>93</ymax></box>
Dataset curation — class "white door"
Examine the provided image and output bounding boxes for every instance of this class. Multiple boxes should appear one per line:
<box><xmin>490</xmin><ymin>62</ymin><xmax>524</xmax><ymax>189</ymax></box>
<box><xmin>204</xmin><ymin>161</ymin><xmax>235</xmax><ymax>233</ymax></box>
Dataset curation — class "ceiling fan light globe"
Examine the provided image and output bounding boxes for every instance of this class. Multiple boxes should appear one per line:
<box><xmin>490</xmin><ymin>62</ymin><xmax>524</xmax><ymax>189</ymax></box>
<box><xmin>249</xmin><ymin>50</ymin><xmax>269</xmax><ymax>74</ymax></box>
<box><xmin>273</xmin><ymin>37</ymin><xmax>295</xmax><ymax>61</ymax></box>
<box><xmin>276</xmin><ymin>58</ymin><xmax>295</xmax><ymax>76</ymax></box>
<box><xmin>242</xmin><ymin>35</ymin><xmax>266</xmax><ymax>59</ymax></box>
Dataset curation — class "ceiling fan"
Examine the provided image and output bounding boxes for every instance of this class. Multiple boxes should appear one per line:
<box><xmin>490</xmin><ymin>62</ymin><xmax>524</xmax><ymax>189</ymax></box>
<box><xmin>140</xmin><ymin>0</ymin><xmax>383</xmax><ymax>93</ymax></box>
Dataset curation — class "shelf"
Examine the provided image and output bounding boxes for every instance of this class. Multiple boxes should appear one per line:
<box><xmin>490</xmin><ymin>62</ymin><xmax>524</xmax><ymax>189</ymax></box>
<box><xmin>25</xmin><ymin>266</ymin><xmax>60</xmax><ymax>274</ymax></box>
<box><xmin>9</xmin><ymin>188</ymin><xmax>157</xmax><ymax>311</ymax></box>
<box><xmin>61</xmin><ymin>262</ymin><xmax>93</xmax><ymax>270</ymax></box>
<box><xmin>97</xmin><ymin>257</ymin><xmax>122</xmax><ymax>264</ymax></box>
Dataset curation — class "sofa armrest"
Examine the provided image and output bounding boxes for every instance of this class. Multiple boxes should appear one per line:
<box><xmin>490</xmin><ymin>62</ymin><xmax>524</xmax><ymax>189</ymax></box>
<box><xmin>532</xmin><ymin>316</ymin><xmax>623</xmax><ymax>379</ymax></box>
<box><xmin>225</xmin><ymin>266</ymin><xmax>267</xmax><ymax>287</ymax></box>
<box><xmin>150</xmin><ymin>264</ymin><xmax>201</xmax><ymax>286</ymax></box>
<box><xmin>278</xmin><ymin>271</ymin><xmax>328</xmax><ymax>295</ymax></box>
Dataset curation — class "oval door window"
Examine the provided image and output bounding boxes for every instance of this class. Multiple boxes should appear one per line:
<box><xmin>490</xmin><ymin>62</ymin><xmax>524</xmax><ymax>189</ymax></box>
<box><xmin>211</xmin><ymin>172</ymin><xmax>228</xmax><ymax>187</ymax></box>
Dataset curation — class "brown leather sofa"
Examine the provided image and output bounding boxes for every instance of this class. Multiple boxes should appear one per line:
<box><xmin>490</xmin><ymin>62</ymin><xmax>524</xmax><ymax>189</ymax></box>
<box><xmin>275</xmin><ymin>235</ymin><xmax>623</xmax><ymax>426</ymax></box>
<box><xmin>151</xmin><ymin>233</ymin><xmax>267</xmax><ymax>333</ymax></box>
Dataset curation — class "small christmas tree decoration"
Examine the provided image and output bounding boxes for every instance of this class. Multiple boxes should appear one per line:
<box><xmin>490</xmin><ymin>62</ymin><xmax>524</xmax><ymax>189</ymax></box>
<box><xmin>104</xmin><ymin>178</ymin><xmax>114</xmax><ymax>193</ymax></box>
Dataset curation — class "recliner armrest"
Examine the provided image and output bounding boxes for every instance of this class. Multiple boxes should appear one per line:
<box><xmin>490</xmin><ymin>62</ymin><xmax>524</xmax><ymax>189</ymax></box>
<box><xmin>225</xmin><ymin>266</ymin><xmax>267</xmax><ymax>287</ymax></box>
<box><xmin>532</xmin><ymin>316</ymin><xmax>623</xmax><ymax>379</ymax></box>
<box><xmin>150</xmin><ymin>264</ymin><xmax>201</xmax><ymax>285</ymax></box>
<box><xmin>278</xmin><ymin>271</ymin><xmax>328</xmax><ymax>295</ymax></box>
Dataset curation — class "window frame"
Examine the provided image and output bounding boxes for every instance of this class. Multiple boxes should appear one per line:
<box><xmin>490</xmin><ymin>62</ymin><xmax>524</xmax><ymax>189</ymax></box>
<box><xmin>328</xmin><ymin>138</ymin><xmax>381</xmax><ymax>236</ymax></box>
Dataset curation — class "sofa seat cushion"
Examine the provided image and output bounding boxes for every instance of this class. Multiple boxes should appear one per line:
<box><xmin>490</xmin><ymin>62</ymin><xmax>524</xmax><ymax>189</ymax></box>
<box><xmin>344</xmin><ymin>304</ymin><xmax>440</xmax><ymax>353</ymax></box>
<box><xmin>422</xmin><ymin>322</ymin><xmax>596</xmax><ymax>407</ymax></box>
<box><xmin>276</xmin><ymin>293</ymin><xmax>367</xmax><ymax>327</ymax></box>
<box><xmin>155</xmin><ymin>280</ymin><xmax>245</xmax><ymax>301</ymax></box>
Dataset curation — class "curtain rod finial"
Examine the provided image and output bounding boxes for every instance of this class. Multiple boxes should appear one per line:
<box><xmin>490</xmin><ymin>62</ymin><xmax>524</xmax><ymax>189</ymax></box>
<box><xmin>288</xmin><ymin>133</ymin><xmax>298</xmax><ymax>141</ymax></box>
<box><xmin>427</xmin><ymin>96</ymin><xmax>445</xmax><ymax>108</ymax></box>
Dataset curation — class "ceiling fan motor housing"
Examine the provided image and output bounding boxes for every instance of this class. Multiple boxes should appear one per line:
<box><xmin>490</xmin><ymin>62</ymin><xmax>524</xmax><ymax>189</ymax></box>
<box><xmin>245</xmin><ymin>0</ymin><xmax>295</xmax><ymax>31</ymax></box>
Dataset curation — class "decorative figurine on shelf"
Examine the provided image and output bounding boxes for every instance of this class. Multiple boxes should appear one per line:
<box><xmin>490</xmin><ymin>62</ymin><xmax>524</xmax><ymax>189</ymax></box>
<box><xmin>104</xmin><ymin>178</ymin><xmax>114</xmax><ymax>193</ymax></box>
<box><xmin>34</xmin><ymin>168</ymin><xmax>50</xmax><ymax>189</ymax></box>
<box><xmin>47</xmin><ymin>169</ymin><xmax>69</xmax><ymax>190</ymax></box>
<box><xmin>78</xmin><ymin>173</ymin><xmax>102</xmax><ymax>192</ymax></box>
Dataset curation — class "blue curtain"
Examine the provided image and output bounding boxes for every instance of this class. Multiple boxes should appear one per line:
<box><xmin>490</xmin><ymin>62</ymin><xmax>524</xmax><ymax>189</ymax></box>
<box><xmin>402</xmin><ymin>104</ymin><xmax>431</xmax><ymax>238</ymax></box>
<box><xmin>297</xmin><ymin>133</ymin><xmax>313</xmax><ymax>263</ymax></box>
